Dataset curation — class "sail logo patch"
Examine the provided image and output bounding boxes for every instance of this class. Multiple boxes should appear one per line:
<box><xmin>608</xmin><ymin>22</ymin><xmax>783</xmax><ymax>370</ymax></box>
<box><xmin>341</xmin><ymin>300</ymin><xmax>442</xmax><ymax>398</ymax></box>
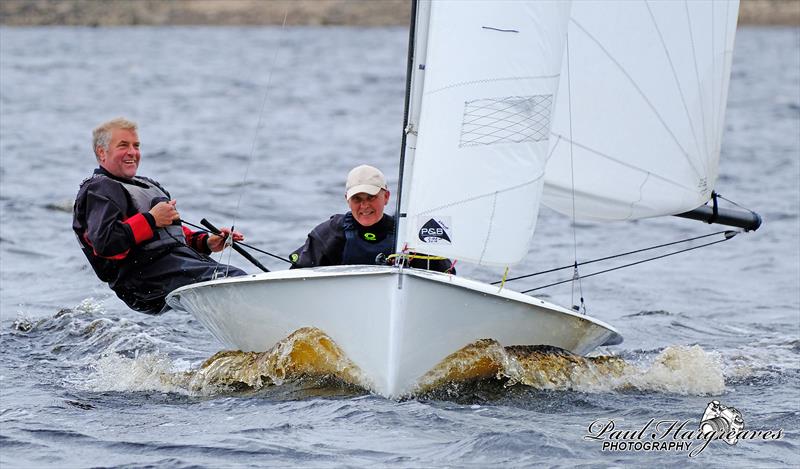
<box><xmin>418</xmin><ymin>218</ymin><xmax>452</xmax><ymax>244</ymax></box>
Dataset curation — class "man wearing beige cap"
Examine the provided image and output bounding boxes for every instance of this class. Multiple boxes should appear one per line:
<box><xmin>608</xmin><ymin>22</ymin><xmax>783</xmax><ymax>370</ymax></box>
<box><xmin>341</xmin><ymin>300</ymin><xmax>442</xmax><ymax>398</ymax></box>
<box><xmin>289</xmin><ymin>165</ymin><xmax>453</xmax><ymax>272</ymax></box>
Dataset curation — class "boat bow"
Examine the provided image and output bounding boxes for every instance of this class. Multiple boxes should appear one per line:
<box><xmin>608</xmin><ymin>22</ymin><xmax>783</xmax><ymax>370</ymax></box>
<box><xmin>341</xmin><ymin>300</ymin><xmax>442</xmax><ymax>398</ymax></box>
<box><xmin>167</xmin><ymin>266</ymin><xmax>621</xmax><ymax>397</ymax></box>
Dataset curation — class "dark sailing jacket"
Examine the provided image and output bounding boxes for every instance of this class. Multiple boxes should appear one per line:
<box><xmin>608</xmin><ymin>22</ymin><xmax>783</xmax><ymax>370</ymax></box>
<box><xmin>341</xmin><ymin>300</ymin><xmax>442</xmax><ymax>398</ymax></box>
<box><xmin>289</xmin><ymin>213</ymin><xmax>454</xmax><ymax>273</ymax></box>
<box><xmin>73</xmin><ymin>167</ymin><xmax>245</xmax><ymax>313</ymax></box>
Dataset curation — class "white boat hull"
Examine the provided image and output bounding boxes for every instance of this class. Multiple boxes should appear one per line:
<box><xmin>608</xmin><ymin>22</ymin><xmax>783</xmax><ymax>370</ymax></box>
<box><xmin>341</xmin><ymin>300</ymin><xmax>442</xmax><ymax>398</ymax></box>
<box><xmin>166</xmin><ymin>266</ymin><xmax>622</xmax><ymax>398</ymax></box>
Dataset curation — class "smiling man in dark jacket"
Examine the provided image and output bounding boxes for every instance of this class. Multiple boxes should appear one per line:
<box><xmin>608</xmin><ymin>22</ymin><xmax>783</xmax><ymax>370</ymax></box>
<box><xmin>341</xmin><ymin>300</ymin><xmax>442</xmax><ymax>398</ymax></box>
<box><xmin>73</xmin><ymin>117</ymin><xmax>246</xmax><ymax>314</ymax></box>
<box><xmin>290</xmin><ymin>165</ymin><xmax>453</xmax><ymax>273</ymax></box>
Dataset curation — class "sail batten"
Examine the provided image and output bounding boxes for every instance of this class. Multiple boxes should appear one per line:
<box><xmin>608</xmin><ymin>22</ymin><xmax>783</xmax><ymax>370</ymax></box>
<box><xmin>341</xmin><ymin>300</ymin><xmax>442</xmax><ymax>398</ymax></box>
<box><xmin>683</xmin><ymin>0</ymin><xmax>710</xmax><ymax>162</ymax></box>
<box><xmin>568</xmin><ymin>16</ymin><xmax>705</xmax><ymax>180</ymax></box>
<box><xmin>644</xmin><ymin>2</ymin><xmax>707</xmax><ymax>175</ymax></box>
<box><xmin>411</xmin><ymin>175</ymin><xmax>545</xmax><ymax>218</ymax></box>
<box><xmin>548</xmin><ymin>135</ymin><xmax>709</xmax><ymax>194</ymax></box>
<box><xmin>423</xmin><ymin>74</ymin><xmax>562</xmax><ymax>96</ymax></box>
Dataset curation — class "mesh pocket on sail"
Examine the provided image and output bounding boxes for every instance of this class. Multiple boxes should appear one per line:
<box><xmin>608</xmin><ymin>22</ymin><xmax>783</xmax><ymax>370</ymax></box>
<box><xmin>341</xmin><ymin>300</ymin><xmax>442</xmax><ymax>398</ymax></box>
<box><xmin>459</xmin><ymin>95</ymin><xmax>553</xmax><ymax>147</ymax></box>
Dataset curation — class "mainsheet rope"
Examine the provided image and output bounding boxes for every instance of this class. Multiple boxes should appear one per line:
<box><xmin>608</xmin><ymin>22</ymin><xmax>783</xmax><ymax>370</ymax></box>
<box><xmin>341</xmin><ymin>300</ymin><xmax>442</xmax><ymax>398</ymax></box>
<box><xmin>181</xmin><ymin>219</ymin><xmax>290</xmax><ymax>264</ymax></box>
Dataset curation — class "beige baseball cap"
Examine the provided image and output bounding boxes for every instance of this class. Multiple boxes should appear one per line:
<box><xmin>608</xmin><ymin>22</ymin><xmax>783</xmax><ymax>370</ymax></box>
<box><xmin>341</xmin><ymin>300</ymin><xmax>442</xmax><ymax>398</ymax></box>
<box><xmin>345</xmin><ymin>165</ymin><xmax>388</xmax><ymax>200</ymax></box>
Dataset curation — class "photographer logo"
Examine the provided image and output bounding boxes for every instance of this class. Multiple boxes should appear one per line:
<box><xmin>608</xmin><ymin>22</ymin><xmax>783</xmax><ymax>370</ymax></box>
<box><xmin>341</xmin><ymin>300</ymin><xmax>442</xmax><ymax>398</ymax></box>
<box><xmin>583</xmin><ymin>401</ymin><xmax>783</xmax><ymax>458</ymax></box>
<box><xmin>700</xmin><ymin>400</ymin><xmax>744</xmax><ymax>445</ymax></box>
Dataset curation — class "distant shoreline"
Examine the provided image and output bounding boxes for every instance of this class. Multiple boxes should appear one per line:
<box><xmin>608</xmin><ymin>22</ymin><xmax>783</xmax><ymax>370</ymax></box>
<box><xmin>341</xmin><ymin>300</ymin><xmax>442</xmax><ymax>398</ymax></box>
<box><xmin>1</xmin><ymin>0</ymin><xmax>798</xmax><ymax>27</ymax></box>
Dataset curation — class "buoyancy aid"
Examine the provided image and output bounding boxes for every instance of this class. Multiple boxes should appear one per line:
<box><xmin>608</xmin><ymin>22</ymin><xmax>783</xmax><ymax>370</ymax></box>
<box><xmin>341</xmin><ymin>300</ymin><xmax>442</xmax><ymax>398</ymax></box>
<box><xmin>341</xmin><ymin>212</ymin><xmax>394</xmax><ymax>265</ymax></box>
<box><xmin>94</xmin><ymin>173</ymin><xmax>186</xmax><ymax>252</ymax></box>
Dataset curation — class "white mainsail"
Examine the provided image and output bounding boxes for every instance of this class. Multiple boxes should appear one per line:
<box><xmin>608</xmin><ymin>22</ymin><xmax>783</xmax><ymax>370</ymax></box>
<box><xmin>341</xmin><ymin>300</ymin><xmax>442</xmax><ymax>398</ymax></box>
<box><xmin>397</xmin><ymin>1</ymin><xmax>572</xmax><ymax>266</ymax></box>
<box><xmin>543</xmin><ymin>0</ymin><xmax>740</xmax><ymax>221</ymax></box>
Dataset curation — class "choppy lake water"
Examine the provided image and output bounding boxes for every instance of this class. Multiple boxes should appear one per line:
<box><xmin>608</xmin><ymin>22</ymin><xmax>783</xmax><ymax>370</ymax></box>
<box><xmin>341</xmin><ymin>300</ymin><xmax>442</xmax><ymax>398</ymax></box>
<box><xmin>0</xmin><ymin>26</ymin><xmax>798</xmax><ymax>468</ymax></box>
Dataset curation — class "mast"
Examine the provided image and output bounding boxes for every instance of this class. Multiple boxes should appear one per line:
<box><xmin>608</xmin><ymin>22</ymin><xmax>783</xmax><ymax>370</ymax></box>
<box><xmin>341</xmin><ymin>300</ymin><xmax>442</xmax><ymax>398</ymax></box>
<box><xmin>393</xmin><ymin>0</ymin><xmax>430</xmax><ymax>253</ymax></box>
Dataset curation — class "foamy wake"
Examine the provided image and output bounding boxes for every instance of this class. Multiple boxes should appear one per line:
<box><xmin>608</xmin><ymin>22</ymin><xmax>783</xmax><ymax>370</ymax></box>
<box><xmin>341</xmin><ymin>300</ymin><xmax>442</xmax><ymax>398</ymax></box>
<box><xmin>81</xmin><ymin>327</ymin><xmax>726</xmax><ymax>397</ymax></box>
<box><xmin>84</xmin><ymin>352</ymin><xmax>192</xmax><ymax>395</ymax></box>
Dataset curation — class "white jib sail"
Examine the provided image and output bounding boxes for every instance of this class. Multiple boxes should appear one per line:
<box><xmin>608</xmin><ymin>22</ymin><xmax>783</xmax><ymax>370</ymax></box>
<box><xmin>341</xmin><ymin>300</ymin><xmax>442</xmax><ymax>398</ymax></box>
<box><xmin>397</xmin><ymin>1</ymin><xmax>572</xmax><ymax>266</ymax></box>
<box><xmin>543</xmin><ymin>0</ymin><xmax>740</xmax><ymax>221</ymax></box>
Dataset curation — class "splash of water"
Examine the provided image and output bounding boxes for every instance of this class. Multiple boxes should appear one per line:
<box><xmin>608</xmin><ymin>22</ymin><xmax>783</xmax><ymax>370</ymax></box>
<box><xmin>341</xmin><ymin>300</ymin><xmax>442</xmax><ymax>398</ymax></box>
<box><xmin>415</xmin><ymin>340</ymin><xmax>725</xmax><ymax>396</ymax></box>
<box><xmin>81</xmin><ymin>326</ymin><xmax>726</xmax><ymax>397</ymax></box>
<box><xmin>619</xmin><ymin>345</ymin><xmax>725</xmax><ymax>395</ymax></box>
<box><xmin>186</xmin><ymin>327</ymin><xmax>366</xmax><ymax>392</ymax></box>
<box><xmin>12</xmin><ymin>300</ymin><xmax>169</xmax><ymax>359</ymax></box>
<box><xmin>82</xmin><ymin>327</ymin><xmax>368</xmax><ymax>396</ymax></box>
<box><xmin>84</xmin><ymin>352</ymin><xmax>189</xmax><ymax>394</ymax></box>
<box><xmin>13</xmin><ymin>303</ymin><xmax>729</xmax><ymax>398</ymax></box>
<box><xmin>12</xmin><ymin>298</ymin><xmax>106</xmax><ymax>332</ymax></box>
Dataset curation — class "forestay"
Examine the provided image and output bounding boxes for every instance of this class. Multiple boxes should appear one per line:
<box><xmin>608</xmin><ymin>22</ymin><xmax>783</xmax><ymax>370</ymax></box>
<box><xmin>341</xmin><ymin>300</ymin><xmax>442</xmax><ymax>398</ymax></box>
<box><xmin>397</xmin><ymin>1</ymin><xmax>571</xmax><ymax>266</ymax></box>
<box><xmin>543</xmin><ymin>0</ymin><xmax>740</xmax><ymax>221</ymax></box>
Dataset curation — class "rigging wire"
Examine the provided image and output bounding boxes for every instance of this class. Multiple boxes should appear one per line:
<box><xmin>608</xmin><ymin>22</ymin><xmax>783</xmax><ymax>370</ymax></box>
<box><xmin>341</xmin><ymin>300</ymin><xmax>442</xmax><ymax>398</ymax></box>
<box><xmin>564</xmin><ymin>31</ymin><xmax>586</xmax><ymax>313</ymax></box>
<box><xmin>491</xmin><ymin>230</ymin><xmax>734</xmax><ymax>285</ymax></box>
<box><xmin>520</xmin><ymin>231</ymin><xmax>737</xmax><ymax>294</ymax></box>
<box><xmin>716</xmin><ymin>192</ymin><xmax>759</xmax><ymax>215</ymax></box>
<box><xmin>211</xmin><ymin>8</ymin><xmax>290</xmax><ymax>276</ymax></box>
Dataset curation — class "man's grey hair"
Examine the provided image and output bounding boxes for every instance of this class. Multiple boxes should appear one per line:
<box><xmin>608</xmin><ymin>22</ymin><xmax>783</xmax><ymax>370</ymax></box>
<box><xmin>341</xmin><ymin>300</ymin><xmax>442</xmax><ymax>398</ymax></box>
<box><xmin>92</xmin><ymin>117</ymin><xmax>138</xmax><ymax>161</ymax></box>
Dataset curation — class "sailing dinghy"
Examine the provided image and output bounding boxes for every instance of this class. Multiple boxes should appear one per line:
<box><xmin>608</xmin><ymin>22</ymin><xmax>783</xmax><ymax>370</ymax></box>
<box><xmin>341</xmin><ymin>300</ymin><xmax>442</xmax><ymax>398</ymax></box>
<box><xmin>167</xmin><ymin>0</ymin><xmax>758</xmax><ymax>398</ymax></box>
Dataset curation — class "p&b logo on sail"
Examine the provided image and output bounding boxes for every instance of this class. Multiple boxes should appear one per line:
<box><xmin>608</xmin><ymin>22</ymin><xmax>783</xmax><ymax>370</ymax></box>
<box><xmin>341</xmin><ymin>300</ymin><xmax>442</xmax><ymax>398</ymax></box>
<box><xmin>418</xmin><ymin>218</ymin><xmax>452</xmax><ymax>245</ymax></box>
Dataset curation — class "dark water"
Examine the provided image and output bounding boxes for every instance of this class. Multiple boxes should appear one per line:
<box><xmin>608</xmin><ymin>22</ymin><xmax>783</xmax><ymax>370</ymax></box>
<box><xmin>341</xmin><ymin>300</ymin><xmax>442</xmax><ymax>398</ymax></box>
<box><xmin>1</xmin><ymin>26</ymin><xmax>798</xmax><ymax>468</ymax></box>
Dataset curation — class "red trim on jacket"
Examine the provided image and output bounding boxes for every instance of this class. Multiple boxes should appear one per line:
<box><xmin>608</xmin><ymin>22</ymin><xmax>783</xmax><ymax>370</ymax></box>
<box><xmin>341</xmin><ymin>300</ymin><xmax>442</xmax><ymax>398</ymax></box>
<box><xmin>83</xmin><ymin>233</ymin><xmax>130</xmax><ymax>260</ymax></box>
<box><xmin>183</xmin><ymin>226</ymin><xmax>211</xmax><ymax>253</ymax></box>
<box><xmin>124</xmin><ymin>213</ymin><xmax>154</xmax><ymax>244</ymax></box>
